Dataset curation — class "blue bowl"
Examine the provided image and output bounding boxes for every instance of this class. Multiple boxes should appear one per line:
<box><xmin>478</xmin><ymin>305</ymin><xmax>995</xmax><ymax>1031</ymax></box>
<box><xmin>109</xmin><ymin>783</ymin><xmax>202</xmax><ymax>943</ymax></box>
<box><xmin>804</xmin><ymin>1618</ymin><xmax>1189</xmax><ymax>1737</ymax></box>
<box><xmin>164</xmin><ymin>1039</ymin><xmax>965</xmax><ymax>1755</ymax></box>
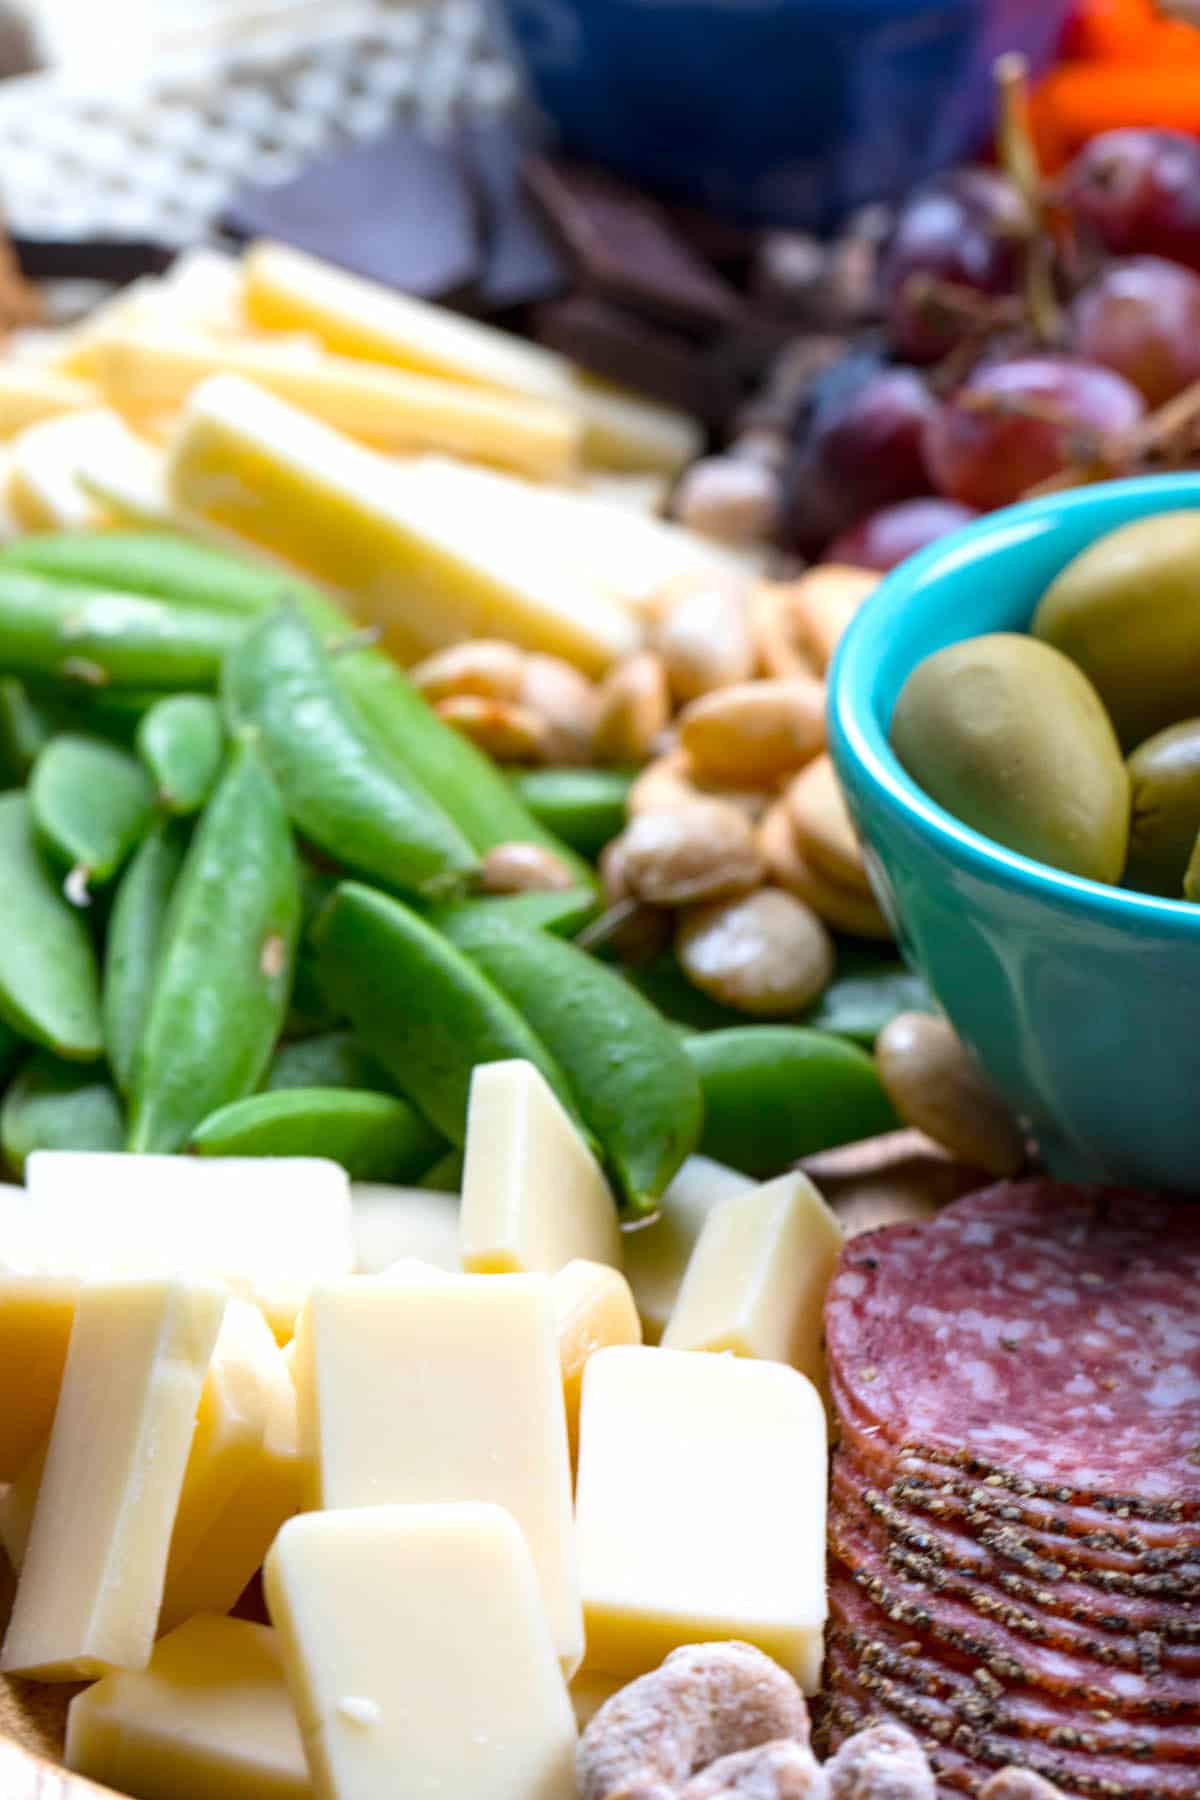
<box><xmin>829</xmin><ymin>474</ymin><xmax>1200</xmax><ymax>1194</ymax></box>
<box><xmin>493</xmin><ymin>0</ymin><xmax>1071</xmax><ymax>229</ymax></box>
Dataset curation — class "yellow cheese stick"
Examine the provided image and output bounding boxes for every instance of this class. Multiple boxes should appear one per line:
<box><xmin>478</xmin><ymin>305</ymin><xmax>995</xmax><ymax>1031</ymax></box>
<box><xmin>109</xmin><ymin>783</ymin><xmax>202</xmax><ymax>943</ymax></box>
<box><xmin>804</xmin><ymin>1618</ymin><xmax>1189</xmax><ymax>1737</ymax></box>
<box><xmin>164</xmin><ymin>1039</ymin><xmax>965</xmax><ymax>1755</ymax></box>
<box><xmin>7</xmin><ymin>408</ymin><xmax>159</xmax><ymax>532</ymax></box>
<box><xmin>569</xmin><ymin>1669</ymin><xmax>624</xmax><ymax>1731</ymax></box>
<box><xmin>0</xmin><ymin>365</ymin><xmax>99</xmax><ymax>438</ymax></box>
<box><xmin>0</xmin><ymin>1274</ymin><xmax>77</xmax><ymax>1478</ymax></box>
<box><xmin>460</xmin><ymin>1060</ymin><xmax>622</xmax><ymax>1276</ymax></box>
<box><xmin>293</xmin><ymin>1270</ymin><xmax>582</xmax><ymax>1674</ymax></box>
<box><xmin>550</xmin><ymin>1260</ymin><xmax>641</xmax><ymax>1469</ymax></box>
<box><xmin>168</xmin><ymin>376</ymin><xmax>640</xmax><ymax>674</ymax></box>
<box><xmin>94</xmin><ymin>327</ymin><xmax>582</xmax><ymax>481</ymax></box>
<box><xmin>661</xmin><ymin>1171</ymin><xmax>844</xmax><ymax>1382</ymax></box>
<box><xmin>575</xmin><ymin>1346</ymin><xmax>828</xmax><ymax>1688</ymax></box>
<box><xmin>245</xmin><ymin>240</ymin><xmax>576</xmax><ymax>404</ymax></box>
<box><xmin>265</xmin><ymin>1503</ymin><xmax>577</xmax><ymax>1800</ymax></box>
<box><xmin>350</xmin><ymin>1184</ymin><xmax>461</xmax><ymax>1275</ymax></box>
<box><xmin>0</xmin><ymin>1279</ymin><xmax>226</xmax><ymax>1679</ymax></box>
<box><xmin>158</xmin><ymin>1334</ymin><xmax>302</xmax><ymax>1636</ymax></box>
<box><xmin>571</xmin><ymin>376</ymin><xmax>702</xmax><ymax>475</ymax></box>
<box><xmin>623</xmin><ymin>1155</ymin><xmax>753</xmax><ymax>1343</ymax></box>
<box><xmin>66</xmin><ymin>1614</ymin><xmax>311</xmax><ymax>1800</ymax></box>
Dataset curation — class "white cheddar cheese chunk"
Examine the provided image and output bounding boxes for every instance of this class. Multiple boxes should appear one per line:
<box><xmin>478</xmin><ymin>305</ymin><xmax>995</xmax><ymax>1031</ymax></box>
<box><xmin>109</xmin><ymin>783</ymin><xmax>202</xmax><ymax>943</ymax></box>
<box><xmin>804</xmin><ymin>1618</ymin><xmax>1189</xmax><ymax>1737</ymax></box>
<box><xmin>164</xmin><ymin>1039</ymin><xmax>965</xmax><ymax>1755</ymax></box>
<box><xmin>623</xmin><ymin>1155</ymin><xmax>754</xmax><ymax>1343</ymax></box>
<box><xmin>0</xmin><ymin>1274</ymin><xmax>77</xmax><ymax>1478</ymax></box>
<box><xmin>245</xmin><ymin>240</ymin><xmax>576</xmax><ymax>404</ymax></box>
<box><xmin>66</xmin><ymin>1614</ymin><xmax>311</xmax><ymax>1800</ymax></box>
<box><xmin>264</xmin><ymin>1503</ymin><xmax>577</xmax><ymax>1800</ymax></box>
<box><xmin>461</xmin><ymin>1059</ymin><xmax>621</xmax><ymax>1276</ymax></box>
<box><xmin>7</xmin><ymin>408</ymin><xmax>157</xmax><ymax>532</ymax></box>
<box><xmin>159</xmin><ymin>1341</ymin><xmax>302</xmax><ymax>1637</ymax></box>
<box><xmin>295</xmin><ymin>1270</ymin><xmax>582</xmax><ymax>1674</ymax></box>
<box><xmin>575</xmin><ymin>1346</ymin><xmax>827</xmax><ymax>1689</ymax></box>
<box><xmin>94</xmin><ymin>327</ymin><xmax>581</xmax><ymax>480</ymax></box>
<box><xmin>661</xmin><ymin>1171</ymin><xmax>843</xmax><ymax>1381</ymax></box>
<box><xmin>22</xmin><ymin>1151</ymin><xmax>353</xmax><ymax>1341</ymax></box>
<box><xmin>571</xmin><ymin>376</ymin><xmax>702</xmax><ymax>475</ymax></box>
<box><xmin>0</xmin><ymin>365</ymin><xmax>99</xmax><ymax>438</ymax></box>
<box><xmin>167</xmin><ymin>377</ymin><xmax>640</xmax><ymax>675</ymax></box>
<box><xmin>349</xmin><ymin>1184</ymin><xmax>460</xmax><ymax>1275</ymax></box>
<box><xmin>1</xmin><ymin>1278</ymin><xmax>226</xmax><ymax>1679</ymax></box>
<box><xmin>550</xmin><ymin>1259</ymin><xmax>641</xmax><ymax>1467</ymax></box>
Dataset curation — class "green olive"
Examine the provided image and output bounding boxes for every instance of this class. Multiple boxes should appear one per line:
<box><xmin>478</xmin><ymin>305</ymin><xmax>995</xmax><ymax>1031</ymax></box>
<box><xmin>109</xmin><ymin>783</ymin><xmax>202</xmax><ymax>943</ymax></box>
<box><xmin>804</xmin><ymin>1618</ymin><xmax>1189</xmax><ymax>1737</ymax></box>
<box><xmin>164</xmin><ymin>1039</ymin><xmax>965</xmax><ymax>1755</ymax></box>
<box><xmin>1031</xmin><ymin>512</ymin><xmax>1200</xmax><ymax>749</ymax></box>
<box><xmin>1125</xmin><ymin>718</ymin><xmax>1200</xmax><ymax>895</ymax></box>
<box><xmin>890</xmin><ymin>633</ymin><xmax>1130</xmax><ymax>884</ymax></box>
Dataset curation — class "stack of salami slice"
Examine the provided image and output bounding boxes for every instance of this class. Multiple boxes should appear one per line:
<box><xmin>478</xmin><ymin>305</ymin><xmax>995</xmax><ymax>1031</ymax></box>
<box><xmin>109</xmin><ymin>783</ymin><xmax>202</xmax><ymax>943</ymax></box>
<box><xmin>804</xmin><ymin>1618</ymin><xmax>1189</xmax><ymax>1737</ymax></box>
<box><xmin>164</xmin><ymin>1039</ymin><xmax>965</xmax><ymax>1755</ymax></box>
<box><xmin>822</xmin><ymin>1182</ymin><xmax>1200</xmax><ymax>1798</ymax></box>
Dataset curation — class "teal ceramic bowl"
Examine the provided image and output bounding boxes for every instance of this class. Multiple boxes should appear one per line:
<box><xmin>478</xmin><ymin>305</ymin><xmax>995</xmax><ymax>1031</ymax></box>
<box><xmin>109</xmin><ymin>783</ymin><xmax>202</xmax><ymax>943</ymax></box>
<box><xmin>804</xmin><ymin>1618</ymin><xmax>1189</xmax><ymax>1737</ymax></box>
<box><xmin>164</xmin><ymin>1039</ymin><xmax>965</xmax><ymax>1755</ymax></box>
<box><xmin>828</xmin><ymin>473</ymin><xmax>1200</xmax><ymax>1194</ymax></box>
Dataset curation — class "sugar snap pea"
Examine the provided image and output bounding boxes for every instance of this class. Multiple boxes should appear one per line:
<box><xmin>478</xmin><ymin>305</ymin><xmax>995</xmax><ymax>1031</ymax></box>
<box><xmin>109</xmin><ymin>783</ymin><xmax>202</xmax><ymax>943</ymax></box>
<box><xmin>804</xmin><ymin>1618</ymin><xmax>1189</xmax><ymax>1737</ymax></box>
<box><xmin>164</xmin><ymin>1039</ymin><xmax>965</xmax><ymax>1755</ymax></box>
<box><xmin>0</xmin><ymin>530</ymin><xmax>296</xmax><ymax>615</ymax></box>
<box><xmin>427</xmin><ymin>886</ymin><xmax>599</xmax><ymax>940</ymax></box>
<box><xmin>266</xmin><ymin>1031</ymin><xmax>393</xmax><ymax>1095</ymax></box>
<box><xmin>127</xmin><ymin>734</ymin><xmax>301</xmax><ymax>1154</ymax></box>
<box><xmin>136</xmin><ymin>694</ymin><xmax>224</xmax><ymax>816</ymax></box>
<box><xmin>31</xmin><ymin>734</ymin><xmax>156</xmax><ymax>896</ymax></box>
<box><xmin>102</xmin><ymin>820</ymin><xmax>188</xmax><ymax>1095</ymax></box>
<box><xmin>224</xmin><ymin>608</ymin><xmax>477</xmax><ymax>898</ymax></box>
<box><xmin>800</xmin><ymin>950</ymin><xmax>934</xmax><ymax>1046</ymax></box>
<box><xmin>0</xmin><ymin>793</ymin><xmax>102</xmax><ymax>1060</ymax></box>
<box><xmin>440</xmin><ymin>913</ymin><xmax>701</xmax><ymax>1214</ymax></box>
<box><xmin>315</xmin><ymin>882</ymin><xmax>580</xmax><ymax>1146</ymax></box>
<box><xmin>507</xmin><ymin>768</ymin><xmax>634</xmax><ymax>860</ymax></box>
<box><xmin>0</xmin><ymin>1017</ymin><xmax>23</xmax><ymax>1081</ymax></box>
<box><xmin>1</xmin><ymin>1049</ymin><xmax>124</xmax><ymax>1175</ymax></box>
<box><xmin>192</xmin><ymin>1086</ymin><xmax>444</xmax><ymax>1182</ymax></box>
<box><xmin>418</xmin><ymin>1148</ymin><xmax>464</xmax><ymax>1192</ymax></box>
<box><xmin>0</xmin><ymin>569</ymin><xmax>246</xmax><ymax>690</ymax></box>
<box><xmin>0</xmin><ymin>677</ymin><xmax>54</xmax><ymax>783</ymax></box>
<box><xmin>684</xmin><ymin>1027</ymin><xmax>898</xmax><ymax>1178</ymax></box>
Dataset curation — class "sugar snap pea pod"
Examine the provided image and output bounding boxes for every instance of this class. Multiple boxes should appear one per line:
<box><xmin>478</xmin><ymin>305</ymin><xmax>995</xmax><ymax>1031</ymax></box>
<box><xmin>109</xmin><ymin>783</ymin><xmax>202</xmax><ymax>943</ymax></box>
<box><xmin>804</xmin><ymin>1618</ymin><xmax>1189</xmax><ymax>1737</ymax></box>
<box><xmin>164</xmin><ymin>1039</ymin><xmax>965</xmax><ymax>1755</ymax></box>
<box><xmin>0</xmin><ymin>570</ymin><xmax>247</xmax><ymax>691</ymax></box>
<box><xmin>31</xmin><ymin>734</ymin><xmax>156</xmax><ymax>898</ymax></box>
<box><xmin>800</xmin><ymin>950</ymin><xmax>934</xmax><ymax>1046</ymax></box>
<box><xmin>0</xmin><ymin>530</ymin><xmax>299</xmax><ymax>615</ymax></box>
<box><xmin>0</xmin><ymin>793</ymin><xmax>102</xmax><ymax>1060</ymax></box>
<box><xmin>440</xmin><ymin>912</ymin><xmax>701</xmax><ymax>1214</ymax></box>
<box><xmin>102</xmin><ymin>819</ymin><xmax>189</xmax><ymax>1095</ymax></box>
<box><xmin>507</xmin><ymin>768</ymin><xmax>634</xmax><ymax>860</ymax></box>
<box><xmin>0</xmin><ymin>1017</ymin><xmax>23</xmax><ymax>1082</ymax></box>
<box><xmin>684</xmin><ymin>1026</ymin><xmax>898</xmax><ymax>1179</ymax></box>
<box><xmin>1</xmin><ymin>1049</ymin><xmax>124</xmax><ymax>1176</ymax></box>
<box><xmin>192</xmin><ymin>1086</ymin><xmax>444</xmax><ymax>1182</ymax></box>
<box><xmin>266</xmin><ymin>1031</ymin><xmax>394</xmax><ymax>1095</ymax></box>
<box><xmin>127</xmin><ymin>734</ymin><xmax>301</xmax><ymax>1154</ymax></box>
<box><xmin>136</xmin><ymin>694</ymin><xmax>224</xmax><ymax>816</ymax></box>
<box><xmin>314</xmin><ymin>882</ymin><xmax>580</xmax><ymax>1146</ymax></box>
<box><xmin>223</xmin><ymin>608</ymin><xmax>477</xmax><ymax>899</ymax></box>
<box><xmin>418</xmin><ymin>1148</ymin><xmax>464</xmax><ymax>1192</ymax></box>
<box><xmin>427</xmin><ymin>885</ymin><xmax>599</xmax><ymax>940</ymax></box>
<box><xmin>0</xmin><ymin>677</ymin><xmax>54</xmax><ymax>783</ymax></box>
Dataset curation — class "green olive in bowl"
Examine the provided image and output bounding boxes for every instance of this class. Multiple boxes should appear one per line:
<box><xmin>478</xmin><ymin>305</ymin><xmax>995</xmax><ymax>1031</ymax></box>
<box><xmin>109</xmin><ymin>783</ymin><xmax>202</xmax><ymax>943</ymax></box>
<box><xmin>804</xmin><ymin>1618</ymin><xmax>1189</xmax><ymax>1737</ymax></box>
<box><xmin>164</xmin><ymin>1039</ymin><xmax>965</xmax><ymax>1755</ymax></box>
<box><xmin>1126</xmin><ymin>718</ymin><xmax>1200</xmax><ymax>895</ymax></box>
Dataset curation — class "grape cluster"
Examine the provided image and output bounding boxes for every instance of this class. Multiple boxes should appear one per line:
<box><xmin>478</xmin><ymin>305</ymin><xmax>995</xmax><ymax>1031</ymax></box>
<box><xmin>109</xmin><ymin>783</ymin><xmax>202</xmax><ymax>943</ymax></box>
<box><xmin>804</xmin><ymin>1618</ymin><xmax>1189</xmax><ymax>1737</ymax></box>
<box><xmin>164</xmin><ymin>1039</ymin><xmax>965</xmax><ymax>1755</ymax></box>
<box><xmin>745</xmin><ymin>130</ymin><xmax>1200</xmax><ymax>573</ymax></box>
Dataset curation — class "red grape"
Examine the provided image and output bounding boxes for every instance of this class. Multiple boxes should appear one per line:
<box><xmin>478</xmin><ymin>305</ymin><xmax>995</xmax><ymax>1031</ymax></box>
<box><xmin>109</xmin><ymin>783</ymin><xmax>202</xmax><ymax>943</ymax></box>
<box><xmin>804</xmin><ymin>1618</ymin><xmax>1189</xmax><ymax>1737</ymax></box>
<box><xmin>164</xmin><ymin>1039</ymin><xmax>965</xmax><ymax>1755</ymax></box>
<box><xmin>879</xmin><ymin>169</ymin><xmax>1027</xmax><ymax>364</ymax></box>
<box><xmin>1070</xmin><ymin>255</ymin><xmax>1200</xmax><ymax>406</ymax></box>
<box><xmin>1061</xmin><ymin>130</ymin><xmax>1200</xmax><ymax>272</ymax></box>
<box><xmin>815</xmin><ymin>368</ymin><xmax>935</xmax><ymax>509</ymax></box>
<box><xmin>923</xmin><ymin>356</ymin><xmax>1145</xmax><ymax>511</ymax></box>
<box><xmin>826</xmin><ymin>498</ymin><xmax>978</xmax><ymax>572</ymax></box>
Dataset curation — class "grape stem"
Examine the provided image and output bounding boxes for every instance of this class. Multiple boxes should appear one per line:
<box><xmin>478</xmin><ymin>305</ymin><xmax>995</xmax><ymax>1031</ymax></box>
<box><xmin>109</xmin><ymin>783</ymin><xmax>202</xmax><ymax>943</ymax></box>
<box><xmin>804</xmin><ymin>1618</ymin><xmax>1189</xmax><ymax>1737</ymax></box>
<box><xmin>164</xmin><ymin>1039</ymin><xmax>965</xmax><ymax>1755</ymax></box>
<box><xmin>994</xmin><ymin>52</ymin><xmax>1062</xmax><ymax>347</ymax></box>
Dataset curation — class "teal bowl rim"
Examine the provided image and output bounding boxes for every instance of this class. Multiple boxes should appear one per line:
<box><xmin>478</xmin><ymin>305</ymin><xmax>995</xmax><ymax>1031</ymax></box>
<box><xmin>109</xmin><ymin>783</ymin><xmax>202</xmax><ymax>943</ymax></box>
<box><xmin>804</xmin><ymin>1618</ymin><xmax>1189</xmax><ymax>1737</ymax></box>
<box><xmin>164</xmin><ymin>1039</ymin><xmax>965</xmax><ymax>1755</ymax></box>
<box><xmin>828</xmin><ymin>472</ymin><xmax>1200</xmax><ymax>938</ymax></box>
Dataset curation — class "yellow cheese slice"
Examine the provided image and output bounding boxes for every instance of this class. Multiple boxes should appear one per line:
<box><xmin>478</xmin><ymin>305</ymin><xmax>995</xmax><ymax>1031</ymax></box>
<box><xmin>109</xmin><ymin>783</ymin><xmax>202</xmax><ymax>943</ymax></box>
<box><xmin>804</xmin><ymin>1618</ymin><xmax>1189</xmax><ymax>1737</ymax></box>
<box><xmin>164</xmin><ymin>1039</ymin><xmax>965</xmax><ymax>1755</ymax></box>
<box><xmin>460</xmin><ymin>1060</ymin><xmax>622</xmax><ymax>1276</ymax></box>
<box><xmin>66</xmin><ymin>1613</ymin><xmax>311</xmax><ymax>1800</ymax></box>
<box><xmin>264</xmin><ymin>1502</ymin><xmax>577</xmax><ymax>1800</ymax></box>
<box><xmin>550</xmin><ymin>1260</ymin><xmax>641</xmax><ymax>1468</ymax></box>
<box><xmin>660</xmin><ymin>1171</ymin><xmax>844</xmax><ymax>1382</ymax></box>
<box><xmin>622</xmin><ymin>1155</ymin><xmax>754</xmax><ymax>1343</ymax></box>
<box><xmin>7</xmin><ymin>408</ymin><xmax>159</xmax><ymax>532</ymax></box>
<box><xmin>167</xmin><ymin>376</ymin><xmax>640</xmax><ymax>673</ymax></box>
<box><xmin>574</xmin><ymin>1345</ymin><xmax>828</xmax><ymax>1689</ymax></box>
<box><xmin>349</xmin><ymin>1184</ymin><xmax>460</xmax><ymax>1276</ymax></box>
<box><xmin>22</xmin><ymin>1151</ymin><xmax>353</xmax><ymax>1343</ymax></box>
<box><xmin>294</xmin><ymin>1270</ymin><xmax>582</xmax><ymax>1674</ymax></box>
<box><xmin>93</xmin><ymin>327</ymin><xmax>581</xmax><ymax>480</ymax></box>
<box><xmin>0</xmin><ymin>1278</ymin><xmax>226</xmax><ymax>1679</ymax></box>
<box><xmin>245</xmin><ymin>240</ymin><xmax>576</xmax><ymax>404</ymax></box>
<box><xmin>0</xmin><ymin>1274</ymin><xmax>77</xmax><ymax>1479</ymax></box>
<box><xmin>571</xmin><ymin>376</ymin><xmax>702</xmax><ymax>475</ymax></box>
<box><xmin>0</xmin><ymin>365</ymin><xmax>99</xmax><ymax>438</ymax></box>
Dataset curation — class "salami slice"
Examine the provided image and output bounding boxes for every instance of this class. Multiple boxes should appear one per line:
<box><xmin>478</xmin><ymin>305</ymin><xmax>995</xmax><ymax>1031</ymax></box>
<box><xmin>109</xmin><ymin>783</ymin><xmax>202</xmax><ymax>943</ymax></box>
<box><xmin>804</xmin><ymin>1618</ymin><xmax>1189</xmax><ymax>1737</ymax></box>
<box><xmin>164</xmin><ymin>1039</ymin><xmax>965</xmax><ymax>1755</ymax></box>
<box><xmin>831</xmin><ymin>1454</ymin><xmax>1200</xmax><ymax>1652</ymax></box>
<box><xmin>824</xmin><ymin>1185</ymin><xmax>1200</xmax><ymax>1511</ymax></box>
<box><xmin>829</xmin><ymin>1511</ymin><xmax>1200</xmax><ymax>1715</ymax></box>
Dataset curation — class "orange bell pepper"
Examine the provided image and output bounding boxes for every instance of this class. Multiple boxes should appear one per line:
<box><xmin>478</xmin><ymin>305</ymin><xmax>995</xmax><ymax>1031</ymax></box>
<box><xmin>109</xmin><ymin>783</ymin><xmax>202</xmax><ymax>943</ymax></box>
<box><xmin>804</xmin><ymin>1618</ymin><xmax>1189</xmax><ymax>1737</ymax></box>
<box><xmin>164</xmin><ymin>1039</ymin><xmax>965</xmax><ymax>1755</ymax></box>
<box><xmin>1030</xmin><ymin>62</ymin><xmax>1200</xmax><ymax>170</ymax></box>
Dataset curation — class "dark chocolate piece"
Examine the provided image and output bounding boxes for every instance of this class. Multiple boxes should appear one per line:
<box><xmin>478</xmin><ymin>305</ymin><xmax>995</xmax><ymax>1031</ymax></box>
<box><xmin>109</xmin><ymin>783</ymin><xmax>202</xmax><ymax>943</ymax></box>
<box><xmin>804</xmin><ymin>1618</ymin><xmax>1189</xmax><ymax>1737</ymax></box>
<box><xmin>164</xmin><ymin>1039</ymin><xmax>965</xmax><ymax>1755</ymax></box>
<box><xmin>523</xmin><ymin>155</ymin><xmax>740</xmax><ymax>334</ymax></box>
<box><xmin>533</xmin><ymin>293</ymin><xmax>740</xmax><ymax>429</ymax></box>
<box><xmin>11</xmin><ymin>237</ymin><xmax>173</xmax><ymax>284</ymax></box>
<box><xmin>456</xmin><ymin>121</ymin><xmax>566</xmax><ymax>314</ymax></box>
<box><xmin>220</xmin><ymin>126</ymin><xmax>481</xmax><ymax>300</ymax></box>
